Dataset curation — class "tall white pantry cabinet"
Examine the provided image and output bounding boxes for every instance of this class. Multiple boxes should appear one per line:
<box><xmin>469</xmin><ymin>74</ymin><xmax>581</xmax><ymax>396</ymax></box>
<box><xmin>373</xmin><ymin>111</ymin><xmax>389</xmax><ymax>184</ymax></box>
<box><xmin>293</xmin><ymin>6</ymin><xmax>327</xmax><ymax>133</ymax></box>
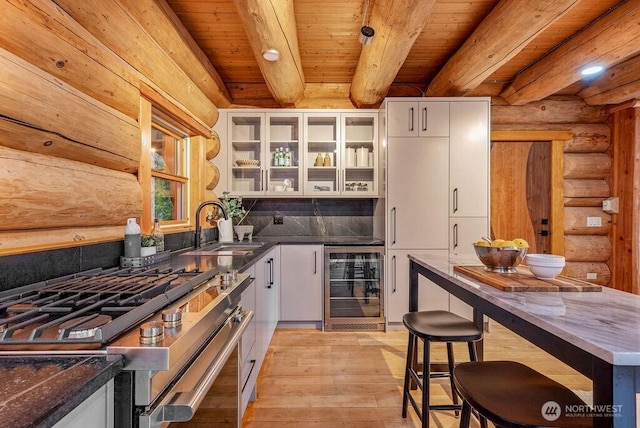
<box><xmin>381</xmin><ymin>97</ymin><xmax>490</xmax><ymax>324</ymax></box>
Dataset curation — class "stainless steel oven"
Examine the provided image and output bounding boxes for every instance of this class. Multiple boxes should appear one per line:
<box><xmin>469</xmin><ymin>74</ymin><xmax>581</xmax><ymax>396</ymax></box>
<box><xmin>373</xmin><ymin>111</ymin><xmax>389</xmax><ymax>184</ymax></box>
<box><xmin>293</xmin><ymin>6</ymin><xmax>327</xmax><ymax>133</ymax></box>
<box><xmin>0</xmin><ymin>265</ymin><xmax>253</xmax><ymax>428</ymax></box>
<box><xmin>324</xmin><ymin>246</ymin><xmax>384</xmax><ymax>331</ymax></box>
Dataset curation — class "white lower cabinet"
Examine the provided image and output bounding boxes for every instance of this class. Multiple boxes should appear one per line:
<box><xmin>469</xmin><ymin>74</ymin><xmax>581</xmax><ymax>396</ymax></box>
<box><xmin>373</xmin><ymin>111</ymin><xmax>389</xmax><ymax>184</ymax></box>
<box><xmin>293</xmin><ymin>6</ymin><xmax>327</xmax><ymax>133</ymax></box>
<box><xmin>386</xmin><ymin>249</ymin><xmax>450</xmax><ymax>323</ymax></box>
<box><xmin>240</xmin><ymin>246</ymin><xmax>280</xmax><ymax>416</ymax></box>
<box><xmin>254</xmin><ymin>247</ymin><xmax>280</xmax><ymax>368</ymax></box>
<box><xmin>279</xmin><ymin>245</ymin><xmax>323</xmax><ymax>322</ymax></box>
<box><xmin>53</xmin><ymin>380</ymin><xmax>114</xmax><ymax>428</ymax></box>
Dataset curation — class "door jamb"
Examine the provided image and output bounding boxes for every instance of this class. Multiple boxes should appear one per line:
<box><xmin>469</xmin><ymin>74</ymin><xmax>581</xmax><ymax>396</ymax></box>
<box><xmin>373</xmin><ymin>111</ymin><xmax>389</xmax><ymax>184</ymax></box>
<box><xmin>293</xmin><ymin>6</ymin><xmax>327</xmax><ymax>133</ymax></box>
<box><xmin>490</xmin><ymin>130</ymin><xmax>573</xmax><ymax>255</ymax></box>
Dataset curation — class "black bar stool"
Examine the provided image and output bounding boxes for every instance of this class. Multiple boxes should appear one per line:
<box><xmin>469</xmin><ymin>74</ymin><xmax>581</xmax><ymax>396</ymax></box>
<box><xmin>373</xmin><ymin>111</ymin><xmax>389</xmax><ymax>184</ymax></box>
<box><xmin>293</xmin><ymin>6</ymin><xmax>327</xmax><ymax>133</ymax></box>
<box><xmin>453</xmin><ymin>360</ymin><xmax>594</xmax><ymax>428</ymax></box>
<box><xmin>402</xmin><ymin>310</ymin><xmax>484</xmax><ymax>427</ymax></box>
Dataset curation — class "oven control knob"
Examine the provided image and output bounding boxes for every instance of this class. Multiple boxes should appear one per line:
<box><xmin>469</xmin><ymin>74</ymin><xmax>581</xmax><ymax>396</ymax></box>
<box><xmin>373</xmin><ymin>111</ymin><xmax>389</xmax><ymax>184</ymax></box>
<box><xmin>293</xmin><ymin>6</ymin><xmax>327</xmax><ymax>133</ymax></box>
<box><xmin>162</xmin><ymin>310</ymin><xmax>182</xmax><ymax>328</ymax></box>
<box><xmin>233</xmin><ymin>312</ymin><xmax>244</xmax><ymax>322</ymax></box>
<box><xmin>140</xmin><ymin>321</ymin><xmax>164</xmax><ymax>344</ymax></box>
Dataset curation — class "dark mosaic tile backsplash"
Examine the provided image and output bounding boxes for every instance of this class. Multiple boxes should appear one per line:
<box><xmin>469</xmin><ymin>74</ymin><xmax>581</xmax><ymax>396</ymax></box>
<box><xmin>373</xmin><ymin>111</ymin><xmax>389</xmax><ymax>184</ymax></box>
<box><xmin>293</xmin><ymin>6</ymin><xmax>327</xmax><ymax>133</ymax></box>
<box><xmin>0</xmin><ymin>199</ymin><xmax>375</xmax><ymax>291</ymax></box>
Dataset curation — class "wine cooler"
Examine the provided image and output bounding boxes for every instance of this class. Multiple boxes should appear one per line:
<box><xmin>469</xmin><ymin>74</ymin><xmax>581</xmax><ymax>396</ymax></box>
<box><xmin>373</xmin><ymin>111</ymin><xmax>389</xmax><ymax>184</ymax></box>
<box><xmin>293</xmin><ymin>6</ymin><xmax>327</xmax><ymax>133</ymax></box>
<box><xmin>324</xmin><ymin>246</ymin><xmax>385</xmax><ymax>331</ymax></box>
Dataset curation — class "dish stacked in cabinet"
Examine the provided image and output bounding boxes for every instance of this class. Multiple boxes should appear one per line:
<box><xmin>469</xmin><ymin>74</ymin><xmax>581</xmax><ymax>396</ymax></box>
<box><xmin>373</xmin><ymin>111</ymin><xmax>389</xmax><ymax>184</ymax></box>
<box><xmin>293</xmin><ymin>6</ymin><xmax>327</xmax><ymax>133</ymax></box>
<box><xmin>381</xmin><ymin>98</ymin><xmax>490</xmax><ymax>324</ymax></box>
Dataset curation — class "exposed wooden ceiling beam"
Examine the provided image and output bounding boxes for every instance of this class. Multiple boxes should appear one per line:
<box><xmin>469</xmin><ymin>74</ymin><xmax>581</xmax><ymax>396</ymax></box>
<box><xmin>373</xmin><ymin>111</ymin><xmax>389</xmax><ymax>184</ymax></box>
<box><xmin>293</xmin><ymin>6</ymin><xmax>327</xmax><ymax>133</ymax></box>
<box><xmin>232</xmin><ymin>0</ymin><xmax>304</xmax><ymax>107</ymax></box>
<box><xmin>501</xmin><ymin>0</ymin><xmax>640</xmax><ymax>105</ymax></box>
<box><xmin>350</xmin><ymin>0</ymin><xmax>435</xmax><ymax>108</ymax></box>
<box><xmin>426</xmin><ymin>0</ymin><xmax>580</xmax><ymax>97</ymax></box>
<box><xmin>578</xmin><ymin>55</ymin><xmax>640</xmax><ymax>106</ymax></box>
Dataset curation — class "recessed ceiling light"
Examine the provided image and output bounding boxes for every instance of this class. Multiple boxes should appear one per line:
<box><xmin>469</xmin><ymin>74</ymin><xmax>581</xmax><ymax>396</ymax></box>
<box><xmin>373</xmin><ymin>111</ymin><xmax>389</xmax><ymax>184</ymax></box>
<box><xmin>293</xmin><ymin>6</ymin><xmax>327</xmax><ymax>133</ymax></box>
<box><xmin>581</xmin><ymin>65</ymin><xmax>604</xmax><ymax>76</ymax></box>
<box><xmin>262</xmin><ymin>49</ymin><xmax>281</xmax><ymax>62</ymax></box>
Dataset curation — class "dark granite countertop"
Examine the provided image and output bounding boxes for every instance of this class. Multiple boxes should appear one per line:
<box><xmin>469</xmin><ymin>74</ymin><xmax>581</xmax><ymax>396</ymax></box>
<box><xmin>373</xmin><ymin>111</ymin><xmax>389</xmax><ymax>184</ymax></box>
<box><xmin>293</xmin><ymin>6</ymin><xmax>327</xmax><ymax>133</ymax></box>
<box><xmin>0</xmin><ymin>354</ymin><xmax>123</xmax><ymax>427</ymax></box>
<box><xmin>166</xmin><ymin>235</ymin><xmax>384</xmax><ymax>275</ymax></box>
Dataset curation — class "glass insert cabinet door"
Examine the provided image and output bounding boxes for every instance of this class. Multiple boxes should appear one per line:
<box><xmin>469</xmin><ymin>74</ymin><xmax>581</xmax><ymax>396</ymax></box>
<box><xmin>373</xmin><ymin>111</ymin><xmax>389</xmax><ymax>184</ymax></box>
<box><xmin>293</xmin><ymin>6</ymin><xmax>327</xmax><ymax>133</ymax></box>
<box><xmin>266</xmin><ymin>113</ymin><xmax>302</xmax><ymax>194</ymax></box>
<box><xmin>324</xmin><ymin>246</ymin><xmax>385</xmax><ymax>331</ymax></box>
<box><xmin>304</xmin><ymin>113</ymin><xmax>339</xmax><ymax>195</ymax></box>
<box><xmin>342</xmin><ymin>113</ymin><xmax>377</xmax><ymax>195</ymax></box>
<box><xmin>229</xmin><ymin>114</ymin><xmax>264</xmax><ymax>194</ymax></box>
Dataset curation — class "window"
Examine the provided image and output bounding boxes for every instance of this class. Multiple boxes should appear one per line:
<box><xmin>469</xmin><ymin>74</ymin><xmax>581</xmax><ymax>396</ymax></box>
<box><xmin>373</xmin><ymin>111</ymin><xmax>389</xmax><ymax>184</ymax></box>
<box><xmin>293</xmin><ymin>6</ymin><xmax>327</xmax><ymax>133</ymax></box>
<box><xmin>139</xmin><ymin>85</ymin><xmax>212</xmax><ymax>234</ymax></box>
<box><xmin>150</xmin><ymin>116</ymin><xmax>189</xmax><ymax>223</ymax></box>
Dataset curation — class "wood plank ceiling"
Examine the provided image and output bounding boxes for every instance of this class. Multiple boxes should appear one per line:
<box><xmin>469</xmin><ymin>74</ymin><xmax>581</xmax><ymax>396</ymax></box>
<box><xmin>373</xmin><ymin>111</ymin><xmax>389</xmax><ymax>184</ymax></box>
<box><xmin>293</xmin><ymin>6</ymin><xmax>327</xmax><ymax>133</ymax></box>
<box><xmin>165</xmin><ymin>0</ymin><xmax>640</xmax><ymax>109</ymax></box>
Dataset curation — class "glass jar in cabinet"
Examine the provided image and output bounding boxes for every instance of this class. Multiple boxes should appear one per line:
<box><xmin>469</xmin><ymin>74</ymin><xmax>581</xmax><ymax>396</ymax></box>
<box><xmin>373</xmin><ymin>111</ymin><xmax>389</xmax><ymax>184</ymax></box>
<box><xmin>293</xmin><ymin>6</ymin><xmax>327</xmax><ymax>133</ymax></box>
<box><xmin>266</xmin><ymin>113</ymin><xmax>303</xmax><ymax>195</ymax></box>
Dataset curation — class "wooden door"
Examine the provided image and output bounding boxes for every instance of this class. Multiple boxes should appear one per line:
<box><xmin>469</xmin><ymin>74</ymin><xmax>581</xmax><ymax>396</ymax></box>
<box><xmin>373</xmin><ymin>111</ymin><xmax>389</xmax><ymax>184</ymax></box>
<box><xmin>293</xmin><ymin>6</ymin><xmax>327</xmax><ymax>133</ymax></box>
<box><xmin>491</xmin><ymin>141</ymin><xmax>551</xmax><ymax>254</ymax></box>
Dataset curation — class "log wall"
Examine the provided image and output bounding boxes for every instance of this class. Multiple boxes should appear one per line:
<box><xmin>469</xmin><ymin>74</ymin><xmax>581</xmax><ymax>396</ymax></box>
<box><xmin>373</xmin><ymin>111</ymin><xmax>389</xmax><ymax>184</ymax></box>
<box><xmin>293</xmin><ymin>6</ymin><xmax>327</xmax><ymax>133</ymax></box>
<box><xmin>607</xmin><ymin>107</ymin><xmax>640</xmax><ymax>294</ymax></box>
<box><xmin>0</xmin><ymin>0</ymin><xmax>221</xmax><ymax>255</ymax></box>
<box><xmin>492</xmin><ymin>96</ymin><xmax>613</xmax><ymax>286</ymax></box>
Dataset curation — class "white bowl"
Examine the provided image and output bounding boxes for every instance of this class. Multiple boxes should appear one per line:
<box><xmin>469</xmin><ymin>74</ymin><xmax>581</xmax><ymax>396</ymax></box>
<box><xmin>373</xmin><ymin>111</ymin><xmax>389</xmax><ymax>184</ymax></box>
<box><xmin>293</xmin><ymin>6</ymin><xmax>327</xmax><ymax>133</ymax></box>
<box><xmin>528</xmin><ymin>264</ymin><xmax>564</xmax><ymax>280</ymax></box>
<box><xmin>526</xmin><ymin>254</ymin><xmax>565</xmax><ymax>265</ymax></box>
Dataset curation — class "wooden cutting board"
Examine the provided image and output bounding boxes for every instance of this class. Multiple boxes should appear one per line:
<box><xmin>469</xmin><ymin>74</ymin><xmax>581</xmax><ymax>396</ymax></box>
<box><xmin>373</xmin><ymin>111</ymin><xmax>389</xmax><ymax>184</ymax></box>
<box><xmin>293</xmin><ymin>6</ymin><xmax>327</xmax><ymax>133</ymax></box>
<box><xmin>453</xmin><ymin>265</ymin><xmax>602</xmax><ymax>292</ymax></box>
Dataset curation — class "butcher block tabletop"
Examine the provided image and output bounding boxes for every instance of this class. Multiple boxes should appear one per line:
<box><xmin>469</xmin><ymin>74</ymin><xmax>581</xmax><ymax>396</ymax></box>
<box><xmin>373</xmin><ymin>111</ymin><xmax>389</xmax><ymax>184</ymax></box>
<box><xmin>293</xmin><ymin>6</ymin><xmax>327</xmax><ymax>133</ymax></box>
<box><xmin>453</xmin><ymin>265</ymin><xmax>602</xmax><ymax>292</ymax></box>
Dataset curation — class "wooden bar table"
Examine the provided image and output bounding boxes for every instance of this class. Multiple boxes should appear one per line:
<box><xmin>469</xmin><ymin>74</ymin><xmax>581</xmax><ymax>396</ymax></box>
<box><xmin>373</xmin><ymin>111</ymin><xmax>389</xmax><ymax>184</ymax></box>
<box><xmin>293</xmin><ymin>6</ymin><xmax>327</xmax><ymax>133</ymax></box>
<box><xmin>408</xmin><ymin>253</ymin><xmax>639</xmax><ymax>428</ymax></box>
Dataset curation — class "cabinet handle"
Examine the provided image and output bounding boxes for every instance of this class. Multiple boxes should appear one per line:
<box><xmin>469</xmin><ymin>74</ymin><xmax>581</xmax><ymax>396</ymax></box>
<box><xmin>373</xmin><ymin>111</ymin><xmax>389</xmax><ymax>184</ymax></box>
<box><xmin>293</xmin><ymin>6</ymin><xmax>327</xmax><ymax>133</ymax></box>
<box><xmin>267</xmin><ymin>258</ymin><xmax>274</xmax><ymax>289</ymax></box>
<box><xmin>313</xmin><ymin>251</ymin><xmax>317</xmax><ymax>274</ymax></box>
<box><xmin>453</xmin><ymin>223</ymin><xmax>459</xmax><ymax>249</ymax></box>
<box><xmin>453</xmin><ymin>187</ymin><xmax>458</xmax><ymax>213</ymax></box>
<box><xmin>422</xmin><ymin>107</ymin><xmax>428</xmax><ymax>132</ymax></box>
<box><xmin>392</xmin><ymin>255</ymin><xmax>397</xmax><ymax>293</ymax></box>
<box><xmin>409</xmin><ymin>107</ymin><xmax>414</xmax><ymax>131</ymax></box>
<box><xmin>391</xmin><ymin>207</ymin><xmax>397</xmax><ymax>245</ymax></box>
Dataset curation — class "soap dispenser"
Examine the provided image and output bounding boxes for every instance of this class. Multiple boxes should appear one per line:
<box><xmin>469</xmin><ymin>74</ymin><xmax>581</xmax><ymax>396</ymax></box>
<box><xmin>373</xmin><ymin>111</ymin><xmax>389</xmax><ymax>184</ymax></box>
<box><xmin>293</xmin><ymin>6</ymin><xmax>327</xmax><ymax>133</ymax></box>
<box><xmin>124</xmin><ymin>218</ymin><xmax>141</xmax><ymax>258</ymax></box>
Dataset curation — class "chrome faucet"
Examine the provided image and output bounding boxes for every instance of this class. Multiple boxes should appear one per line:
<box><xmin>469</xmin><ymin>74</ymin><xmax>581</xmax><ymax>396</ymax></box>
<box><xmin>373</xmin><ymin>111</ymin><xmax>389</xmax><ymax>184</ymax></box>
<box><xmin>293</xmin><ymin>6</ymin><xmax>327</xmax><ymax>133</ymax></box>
<box><xmin>194</xmin><ymin>200</ymin><xmax>228</xmax><ymax>248</ymax></box>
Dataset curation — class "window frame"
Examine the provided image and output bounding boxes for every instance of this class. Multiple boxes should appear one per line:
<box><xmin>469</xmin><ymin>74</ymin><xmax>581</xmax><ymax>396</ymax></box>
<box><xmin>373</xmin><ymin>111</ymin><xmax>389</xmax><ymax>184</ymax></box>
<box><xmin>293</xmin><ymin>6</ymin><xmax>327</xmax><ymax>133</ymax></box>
<box><xmin>139</xmin><ymin>89</ymin><xmax>211</xmax><ymax>235</ymax></box>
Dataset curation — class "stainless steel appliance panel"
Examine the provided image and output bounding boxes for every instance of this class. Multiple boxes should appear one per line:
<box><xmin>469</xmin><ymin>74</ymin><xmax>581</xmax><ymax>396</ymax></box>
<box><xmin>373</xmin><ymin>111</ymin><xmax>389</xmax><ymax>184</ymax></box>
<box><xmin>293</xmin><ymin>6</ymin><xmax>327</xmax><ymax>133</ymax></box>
<box><xmin>139</xmin><ymin>308</ymin><xmax>251</xmax><ymax>427</ymax></box>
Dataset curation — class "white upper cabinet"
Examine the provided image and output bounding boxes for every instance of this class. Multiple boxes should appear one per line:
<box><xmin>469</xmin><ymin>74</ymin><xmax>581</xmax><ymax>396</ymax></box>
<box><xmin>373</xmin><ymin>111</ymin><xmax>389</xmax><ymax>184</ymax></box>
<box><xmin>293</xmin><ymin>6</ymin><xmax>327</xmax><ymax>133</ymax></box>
<box><xmin>387</xmin><ymin>101</ymin><xmax>450</xmax><ymax>137</ymax></box>
<box><xmin>341</xmin><ymin>112</ymin><xmax>378</xmax><ymax>195</ymax></box>
<box><xmin>266</xmin><ymin>113</ymin><xmax>303</xmax><ymax>195</ymax></box>
<box><xmin>449</xmin><ymin>101</ymin><xmax>490</xmax><ymax>217</ymax></box>
<box><xmin>228</xmin><ymin>113</ymin><xmax>265</xmax><ymax>195</ymax></box>
<box><xmin>221</xmin><ymin>109</ymin><xmax>379</xmax><ymax>198</ymax></box>
<box><xmin>303</xmin><ymin>112</ymin><xmax>340</xmax><ymax>196</ymax></box>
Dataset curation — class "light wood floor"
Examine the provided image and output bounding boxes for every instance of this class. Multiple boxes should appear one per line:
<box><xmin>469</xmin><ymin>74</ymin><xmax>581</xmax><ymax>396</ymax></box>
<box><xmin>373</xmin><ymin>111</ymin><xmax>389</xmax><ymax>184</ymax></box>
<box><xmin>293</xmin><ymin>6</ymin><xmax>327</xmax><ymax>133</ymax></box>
<box><xmin>242</xmin><ymin>322</ymin><xmax>592</xmax><ymax>427</ymax></box>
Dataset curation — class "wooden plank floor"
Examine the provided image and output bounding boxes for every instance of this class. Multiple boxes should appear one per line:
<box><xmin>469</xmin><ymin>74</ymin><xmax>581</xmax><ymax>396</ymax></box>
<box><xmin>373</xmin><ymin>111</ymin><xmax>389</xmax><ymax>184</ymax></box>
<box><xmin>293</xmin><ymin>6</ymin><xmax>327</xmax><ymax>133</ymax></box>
<box><xmin>242</xmin><ymin>322</ymin><xmax>592</xmax><ymax>427</ymax></box>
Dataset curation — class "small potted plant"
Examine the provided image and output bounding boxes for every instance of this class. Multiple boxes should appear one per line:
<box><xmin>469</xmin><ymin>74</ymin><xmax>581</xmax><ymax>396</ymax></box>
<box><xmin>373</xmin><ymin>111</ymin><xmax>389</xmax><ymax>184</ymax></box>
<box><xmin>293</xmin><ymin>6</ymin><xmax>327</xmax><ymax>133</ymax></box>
<box><xmin>220</xmin><ymin>192</ymin><xmax>255</xmax><ymax>241</ymax></box>
<box><xmin>140</xmin><ymin>234</ymin><xmax>157</xmax><ymax>257</ymax></box>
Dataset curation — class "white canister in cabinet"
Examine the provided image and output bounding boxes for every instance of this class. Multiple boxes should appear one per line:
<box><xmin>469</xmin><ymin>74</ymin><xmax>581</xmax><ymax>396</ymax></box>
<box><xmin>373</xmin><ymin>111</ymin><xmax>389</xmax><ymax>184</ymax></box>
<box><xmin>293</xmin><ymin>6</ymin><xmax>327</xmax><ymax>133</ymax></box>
<box><xmin>345</xmin><ymin>148</ymin><xmax>356</xmax><ymax>167</ymax></box>
<box><xmin>356</xmin><ymin>147</ymin><xmax>368</xmax><ymax>167</ymax></box>
<box><xmin>368</xmin><ymin>152</ymin><xmax>374</xmax><ymax>167</ymax></box>
<box><xmin>124</xmin><ymin>218</ymin><xmax>141</xmax><ymax>258</ymax></box>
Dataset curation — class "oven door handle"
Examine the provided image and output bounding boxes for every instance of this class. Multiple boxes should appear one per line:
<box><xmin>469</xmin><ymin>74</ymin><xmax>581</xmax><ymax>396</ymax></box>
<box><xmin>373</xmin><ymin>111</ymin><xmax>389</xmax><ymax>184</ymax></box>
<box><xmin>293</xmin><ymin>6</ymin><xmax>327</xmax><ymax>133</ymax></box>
<box><xmin>156</xmin><ymin>309</ymin><xmax>253</xmax><ymax>424</ymax></box>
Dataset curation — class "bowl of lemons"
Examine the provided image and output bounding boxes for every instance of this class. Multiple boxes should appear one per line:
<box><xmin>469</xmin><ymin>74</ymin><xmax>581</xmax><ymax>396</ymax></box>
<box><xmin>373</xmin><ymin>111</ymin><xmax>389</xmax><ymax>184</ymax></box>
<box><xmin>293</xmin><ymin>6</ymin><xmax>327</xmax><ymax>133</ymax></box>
<box><xmin>473</xmin><ymin>238</ymin><xmax>529</xmax><ymax>273</ymax></box>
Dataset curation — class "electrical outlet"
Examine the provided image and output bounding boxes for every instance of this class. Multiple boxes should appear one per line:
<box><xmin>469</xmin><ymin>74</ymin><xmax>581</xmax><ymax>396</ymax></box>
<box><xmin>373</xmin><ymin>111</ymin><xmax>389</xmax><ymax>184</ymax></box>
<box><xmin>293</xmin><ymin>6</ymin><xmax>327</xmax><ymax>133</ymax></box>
<box><xmin>273</xmin><ymin>214</ymin><xmax>283</xmax><ymax>225</ymax></box>
<box><xmin>586</xmin><ymin>272</ymin><xmax>598</xmax><ymax>280</ymax></box>
<box><xmin>587</xmin><ymin>216</ymin><xmax>602</xmax><ymax>227</ymax></box>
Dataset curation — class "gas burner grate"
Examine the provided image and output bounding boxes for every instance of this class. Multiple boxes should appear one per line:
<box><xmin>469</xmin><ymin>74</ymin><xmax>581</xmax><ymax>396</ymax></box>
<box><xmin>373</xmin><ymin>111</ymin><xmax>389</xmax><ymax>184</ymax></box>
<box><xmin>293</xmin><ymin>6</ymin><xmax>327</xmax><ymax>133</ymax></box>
<box><xmin>0</xmin><ymin>266</ymin><xmax>203</xmax><ymax>345</ymax></box>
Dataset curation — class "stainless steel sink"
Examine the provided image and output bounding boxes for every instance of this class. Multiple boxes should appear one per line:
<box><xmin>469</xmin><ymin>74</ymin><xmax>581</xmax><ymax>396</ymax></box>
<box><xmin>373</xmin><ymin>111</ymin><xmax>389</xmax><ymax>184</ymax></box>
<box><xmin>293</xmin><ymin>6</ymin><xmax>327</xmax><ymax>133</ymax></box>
<box><xmin>182</xmin><ymin>242</ymin><xmax>265</xmax><ymax>256</ymax></box>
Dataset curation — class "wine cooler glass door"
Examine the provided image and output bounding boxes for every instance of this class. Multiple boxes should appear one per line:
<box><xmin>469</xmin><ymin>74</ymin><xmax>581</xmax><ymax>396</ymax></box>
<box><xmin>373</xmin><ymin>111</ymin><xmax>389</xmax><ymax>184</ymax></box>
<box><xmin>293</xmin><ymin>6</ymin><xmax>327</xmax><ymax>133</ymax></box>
<box><xmin>324</xmin><ymin>247</ymin><xmax>385</xmax><ymax>331</ymax></box>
